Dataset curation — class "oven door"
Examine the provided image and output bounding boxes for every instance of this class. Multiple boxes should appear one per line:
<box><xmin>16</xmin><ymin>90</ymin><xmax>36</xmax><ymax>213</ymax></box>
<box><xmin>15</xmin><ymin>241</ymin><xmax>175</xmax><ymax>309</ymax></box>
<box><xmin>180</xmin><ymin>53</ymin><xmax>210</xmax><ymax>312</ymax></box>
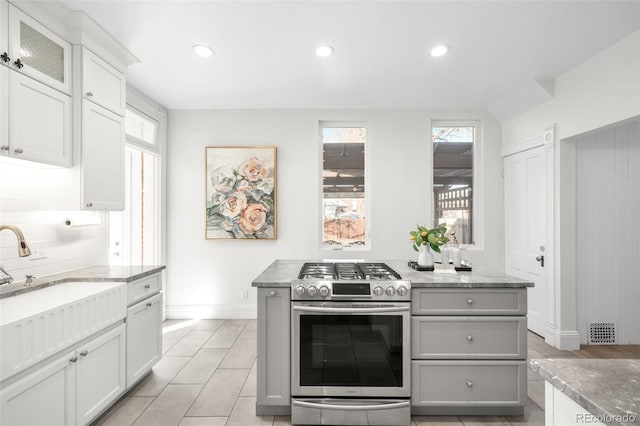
<box><xmin>291</xmin><ymin>301</ymin><xmax>410</xmax><ymax>397</ymax></box>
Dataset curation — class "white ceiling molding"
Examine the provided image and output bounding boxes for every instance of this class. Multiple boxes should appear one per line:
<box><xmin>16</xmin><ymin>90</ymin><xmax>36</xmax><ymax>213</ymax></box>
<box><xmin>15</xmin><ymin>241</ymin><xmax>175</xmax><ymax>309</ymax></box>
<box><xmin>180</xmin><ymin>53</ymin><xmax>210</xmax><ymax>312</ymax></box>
<box><xmin>488</xmin><ymin>78</ymin><xmax>555</xmax><ymax>122</ymax></box>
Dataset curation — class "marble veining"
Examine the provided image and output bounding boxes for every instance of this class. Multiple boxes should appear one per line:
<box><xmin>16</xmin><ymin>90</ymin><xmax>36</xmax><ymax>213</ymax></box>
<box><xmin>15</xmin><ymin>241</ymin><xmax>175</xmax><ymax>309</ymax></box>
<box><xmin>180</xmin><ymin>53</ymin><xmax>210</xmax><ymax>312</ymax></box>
<box><xmin>251</xmin><ymin>259</ymin><xmax>533</xmax><ymax>288</ymax></box>
<box><xmin>530</xmin><ymin>358</ymin><xmax>640</xmax><ymax>426</ymax></box>
<box><xmin>0</xmin><ymin>265</ymin><xmax>166</xmax><ymax>299</ymax></box>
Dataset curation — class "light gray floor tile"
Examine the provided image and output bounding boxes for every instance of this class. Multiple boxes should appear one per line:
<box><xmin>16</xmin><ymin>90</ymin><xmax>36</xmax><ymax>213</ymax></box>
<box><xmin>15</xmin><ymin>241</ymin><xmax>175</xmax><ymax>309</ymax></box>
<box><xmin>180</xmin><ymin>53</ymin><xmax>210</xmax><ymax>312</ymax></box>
<box><xmin>172</xmin><ymin>348</ymin><xmax>228</xmax><ymax>384</ymax></box>
<box><xmin>226</xmin><ymin>396</ymin><xmax>274</xmax><ymax>426</ymax></box>
<box><xmin>133</xmin><ymin>384</ymin><xmax>202</xmax><ymax>426</ymax></box>
<box><xmin>178</xmin><ymin>417</ymin><xmax>228</xmax><ymax>426</ymax></box>
<box><xmin>273</xmin><ymin>415</ymin><xmax>292</xmax><ymax>426</ymax></box>
<box><xmin>94</xmin><ymin>396</ymin><xmax>154</xmax><ymax>426</ymax></box>
<box><xmin>528</xmin><ymin>380</ymin><xmax>545</xmax><ymax>410</ymax></box>
<box><xmin>222</xmin><ymin>319</ymin><xmax>249</xmax><ymax>327</ymax></box>
<box><xmin>413</xmin><ymin>415</ymin><xmax>464</xmax><ymax>425</ymax></box>
<box><xmin>162</xmin><ymin>320</ymin><xmax>198</xmax><ymax>340</ymax></box>
<box><xmin>193</xmin><ymin>319</ymin><xmax>224</xmax><ymax>331</ymax></box>
<box><xmin>239</xmin><ymin>319</ymin><xmax>257</xmax><ymax>339</ymax></box>
<box><xmin>460</xmin><ymin>416</ymin><xmax>510</xmax><ymax>425</ymax></box>
<box><xmin>164</xmin><ymin>330</ymin><xmax>214</xmax><ymax>357</ymax></box>
<box><xmin>239</xmin><ymin>360</ymin><xmax>257</xmax><ymax>397</ymax></box>
<box><xmin>506</xmin><ymin>403</ymin><xmax>545</xmax><ymax>425</ymax></box>
<box><xmin>162</xmin><ymin>337</ymin><xmax>180</xmax><ymax>354</ymax></box>
<box><xmin>203</xmin><ymin>325</ymin><xmax>244</xmax><ymax>349</ymax></box>
<box><xmin>527</xmin><ymin>348</ymin><xmax>545</xmax><ymax>360</ymax></box>
<box><xmin>527</xmin><ymin>367</ymin><xmax>544</xmax><ymax>381</ymax></box>
<box><xmin>128</xmin><ymin>356</ymin><xmax>191</xmax><ymax>397</ymax></box>
<box><xmin>188</xmin><ymin>368</ymin><xmax>250</xmax><ymax>416</ymax></box>
<box><xmin>220</xmin><ymin>337</ymin><xmax>257</xmax><ymax>368</ymax></box>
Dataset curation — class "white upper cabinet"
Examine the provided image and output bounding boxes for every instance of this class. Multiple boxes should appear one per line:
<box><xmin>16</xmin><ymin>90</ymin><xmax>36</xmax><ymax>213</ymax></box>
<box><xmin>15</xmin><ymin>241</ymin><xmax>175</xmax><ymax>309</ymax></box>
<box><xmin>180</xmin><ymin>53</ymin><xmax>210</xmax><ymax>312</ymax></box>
<box><xmin>82</xmin><ymin>47</ymin><xmax>125</xmax><ymax>116</ymax></box>
<box><xmin>0</xmin><ymin>1</ymin><xmax>8</xmax><ymax>61</ymax></box>
<box><xmin>7</xmin><ymin>4</ymin><xmax>71</xmax><ymax>94</ymax></box>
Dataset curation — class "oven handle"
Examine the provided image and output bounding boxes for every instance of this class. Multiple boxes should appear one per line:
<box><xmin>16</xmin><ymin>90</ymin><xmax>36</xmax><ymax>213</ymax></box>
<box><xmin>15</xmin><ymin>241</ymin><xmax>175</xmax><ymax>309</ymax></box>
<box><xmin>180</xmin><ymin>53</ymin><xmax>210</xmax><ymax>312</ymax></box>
<box><xmin>293</xmin><ymin>400</ymin><xmax>410</xmax><ymax>411</ymax></box>
<box><xmin>293</xmin><ymin>305</ymin><xmax>410</xmax><ymax>313</ymax></box>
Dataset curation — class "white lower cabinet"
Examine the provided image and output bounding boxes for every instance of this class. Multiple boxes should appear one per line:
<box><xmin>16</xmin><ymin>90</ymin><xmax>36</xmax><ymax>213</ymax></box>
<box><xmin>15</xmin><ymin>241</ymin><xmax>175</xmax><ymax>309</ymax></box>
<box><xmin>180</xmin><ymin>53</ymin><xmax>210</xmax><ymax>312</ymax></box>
<box><xmin>0</xmin><ymin>323</ymin><xmax>125</xmax><ymax>426</ymax></box>
<box><xmin>126</xmin><ymin>292</ymin><xmax>162</xmax><ymax>387</ymax></box>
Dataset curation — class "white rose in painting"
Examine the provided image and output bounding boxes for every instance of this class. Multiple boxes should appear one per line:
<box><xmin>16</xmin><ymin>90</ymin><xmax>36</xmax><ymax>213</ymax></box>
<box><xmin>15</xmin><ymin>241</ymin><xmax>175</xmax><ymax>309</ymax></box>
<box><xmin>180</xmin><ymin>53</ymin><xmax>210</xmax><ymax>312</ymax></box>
<box><xmin>210</xmin><ymin>164</ymin><xmax>236</xmax><ymax>193</ymax></box>
<box><xmin>220</xmin><ymin>192</ymin><xmax>247</xmax><ymax>218</ymax></box>
<box><xmin>257</xmin><ymin>178</ymin><xmax>274</xmax><ymax>195</ymax></box>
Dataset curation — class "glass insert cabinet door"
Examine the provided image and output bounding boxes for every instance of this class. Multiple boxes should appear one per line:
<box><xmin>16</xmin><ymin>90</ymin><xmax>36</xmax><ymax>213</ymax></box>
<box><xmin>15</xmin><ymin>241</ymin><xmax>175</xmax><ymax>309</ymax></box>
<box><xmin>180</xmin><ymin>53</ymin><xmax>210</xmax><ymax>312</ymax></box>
<box><xmin>298</xmin><ymin>314</ymin><xmax>404</xmax><ymax>388</ymax></box>
<box><xmin>8</xmin><ymin>5</ymin><xmax>71</xmax><ymax>94</ymax></box>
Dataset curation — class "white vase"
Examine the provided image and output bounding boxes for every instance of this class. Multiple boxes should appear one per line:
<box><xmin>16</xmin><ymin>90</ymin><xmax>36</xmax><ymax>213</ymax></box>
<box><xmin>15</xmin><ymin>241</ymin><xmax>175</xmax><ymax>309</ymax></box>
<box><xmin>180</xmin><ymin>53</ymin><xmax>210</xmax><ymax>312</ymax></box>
<box><xmin>418</xmin><ymin>244</ymin><xmax>434</xmax><ymax>267</ymax></box>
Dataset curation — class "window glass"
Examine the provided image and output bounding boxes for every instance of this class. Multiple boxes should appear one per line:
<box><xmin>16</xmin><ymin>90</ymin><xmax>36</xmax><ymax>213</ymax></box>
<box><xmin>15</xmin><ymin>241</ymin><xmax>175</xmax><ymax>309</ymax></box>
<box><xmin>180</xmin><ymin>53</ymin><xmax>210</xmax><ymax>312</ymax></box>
<box><xmin>321</xmin><ymin>124</ymin><xmax>367</xmax><ymax>248</ymax></box>
<box><xmin>432</xmin><ymin>125</ymin><xmax>474</xmax><ymax>245</ymax></box>
<box><xmin>125</xmin><ymin>108</ymin><xmax>157</xmax><ymax>145</ymax></box>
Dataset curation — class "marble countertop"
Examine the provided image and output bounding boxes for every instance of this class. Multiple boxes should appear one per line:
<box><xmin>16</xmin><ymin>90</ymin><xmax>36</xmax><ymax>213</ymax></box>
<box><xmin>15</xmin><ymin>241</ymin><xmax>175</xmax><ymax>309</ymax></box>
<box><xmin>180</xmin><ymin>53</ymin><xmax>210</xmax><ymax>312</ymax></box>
<box><xmin>530</xmin><ymin>358</ymin><xmax>640</xmax><ymax>426</ymax></box>
<box><xmin>251</xmin><ymin>259</ymin><xmax>533</xmax><ymax>288</ymax></box>
<box><xmin>0</xmin><ymin>265</ymin><xmax>166</xmax><ymax>299</ymax></box>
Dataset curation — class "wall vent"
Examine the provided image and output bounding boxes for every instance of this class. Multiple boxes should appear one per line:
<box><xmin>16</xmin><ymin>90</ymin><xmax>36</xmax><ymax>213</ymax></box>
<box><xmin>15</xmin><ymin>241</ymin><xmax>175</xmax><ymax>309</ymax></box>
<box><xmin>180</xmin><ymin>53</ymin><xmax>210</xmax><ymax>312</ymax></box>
<box><xmin>588</xmin><ymin>322</ymin><xmax>616</xmax><ymax>344</ymax></box>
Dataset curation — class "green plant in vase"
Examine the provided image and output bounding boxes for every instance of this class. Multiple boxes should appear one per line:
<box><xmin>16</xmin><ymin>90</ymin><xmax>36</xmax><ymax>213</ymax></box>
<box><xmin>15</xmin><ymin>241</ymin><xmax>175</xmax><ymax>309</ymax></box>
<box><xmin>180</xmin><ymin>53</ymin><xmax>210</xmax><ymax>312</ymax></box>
<box><xmin>409</xmin><ymin>224</ymin><xmax>449</xmax><ymax>253</ymax></box>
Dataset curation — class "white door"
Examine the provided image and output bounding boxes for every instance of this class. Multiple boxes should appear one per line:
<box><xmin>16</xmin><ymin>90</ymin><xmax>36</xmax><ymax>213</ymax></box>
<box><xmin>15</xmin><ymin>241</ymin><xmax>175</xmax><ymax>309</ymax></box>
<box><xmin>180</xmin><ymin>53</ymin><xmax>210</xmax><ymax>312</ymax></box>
<box><xmin>504</xmin><ymin>145</ymin><xmax>547</xmax><ymax>336</ymax></box>
<box><xmin>126</xmin><ymin>293</ymin><xmax>162</xmax><ymax>387</ymax></box>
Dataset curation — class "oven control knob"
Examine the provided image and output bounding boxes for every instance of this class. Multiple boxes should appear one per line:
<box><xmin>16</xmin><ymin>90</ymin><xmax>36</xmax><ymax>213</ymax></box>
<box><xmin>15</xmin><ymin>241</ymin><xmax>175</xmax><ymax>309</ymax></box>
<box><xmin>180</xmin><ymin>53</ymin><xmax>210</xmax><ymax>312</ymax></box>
<box><xmin>319</xmin><ymin>286</ymin><xmax>330</xmax><ymax>297</ymax></box>
<box><xmin>397</xmin><ymin>285</ymin><xmax>408</xmax><ymax>296</ymax></box>
<box><xmin>373</xmin><ymin>285</ymin><xmax>384</xmax><ymax>296</ymax></box>
<box><xmin>385</xmin><ymin>286</ymin><xmax>396</xmax><ymax>296</ymax></box>
<box><xmin>295</xmin><ymin>286</ymin><xmax>306</xmax><ymax>296</ymax></box>
<box><xmin>307</xmin><ymin>286</ymin><xmax>318</xmax><ymax>296</ymax></box>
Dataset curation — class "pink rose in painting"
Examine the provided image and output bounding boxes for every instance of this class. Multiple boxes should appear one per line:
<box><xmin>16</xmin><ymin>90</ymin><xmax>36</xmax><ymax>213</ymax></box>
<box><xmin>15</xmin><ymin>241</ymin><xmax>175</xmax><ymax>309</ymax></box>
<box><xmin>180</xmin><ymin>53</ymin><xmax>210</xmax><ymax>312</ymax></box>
<box><xmin>220</xmin><ymin>192</ymin><xmax>247</xmax><ymax>218</ymax></box>
<box><xmin>236</xmin><ymin>179</ymin><xmax>252</xmax><ymax>193</ymax></box>
<box><xmin>239</xmin><ymin>203</ymin><xmax>268</xmax><ymax>234</ymax></box>
<box><xmin>239</xmin><ymin>157</ymin><xmax>269</xmax><ymax>182</ymax></box>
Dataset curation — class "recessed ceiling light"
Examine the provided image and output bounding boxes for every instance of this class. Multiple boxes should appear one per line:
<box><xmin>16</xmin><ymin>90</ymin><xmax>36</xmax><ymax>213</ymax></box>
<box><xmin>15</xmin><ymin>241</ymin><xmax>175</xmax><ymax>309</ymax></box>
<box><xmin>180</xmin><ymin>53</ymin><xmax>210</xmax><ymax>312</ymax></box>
<box><xmin>315</xmin><ymin>45</ymin><xmax>335</xmax><ymax>57</ymax></box>
<box><xmin>430</xmin><ymin>44</ymin><xmax>451</xmax><ymax>57</ymax></box>
<box><xmin>193</xmin><ymin>44</ymin><xmax>214</xmax><ymax>58</ymax></box>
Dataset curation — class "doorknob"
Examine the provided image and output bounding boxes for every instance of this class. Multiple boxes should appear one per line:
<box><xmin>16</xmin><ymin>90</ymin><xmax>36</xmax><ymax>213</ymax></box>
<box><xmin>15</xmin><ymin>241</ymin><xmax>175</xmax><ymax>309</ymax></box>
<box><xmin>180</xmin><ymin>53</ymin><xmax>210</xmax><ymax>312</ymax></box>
<box><xmin>536</xmin><ymin>255</ymin><xmax>545</xmax><ymax>267</ymax></box>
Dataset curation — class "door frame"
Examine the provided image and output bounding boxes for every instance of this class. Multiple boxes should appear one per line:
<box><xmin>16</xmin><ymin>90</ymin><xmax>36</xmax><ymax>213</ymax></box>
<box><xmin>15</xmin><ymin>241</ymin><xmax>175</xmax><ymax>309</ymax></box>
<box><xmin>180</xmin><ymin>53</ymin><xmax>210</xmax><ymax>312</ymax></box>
<box><xmin>502</xmin><ymin>127</ymin><xmax>557</xmax><ymax>347</ymax></box>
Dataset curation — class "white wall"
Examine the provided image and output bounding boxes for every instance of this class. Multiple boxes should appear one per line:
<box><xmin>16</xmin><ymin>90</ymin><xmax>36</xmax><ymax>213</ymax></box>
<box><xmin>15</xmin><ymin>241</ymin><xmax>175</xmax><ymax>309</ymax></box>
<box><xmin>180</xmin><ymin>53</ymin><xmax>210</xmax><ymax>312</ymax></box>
<box><xmin>166</xmin><ymin>109</ymin><xmax>503</xmax><ymax>318</ymax></box>
<box><xmin>501</xmin><ymin>30</ymin><xmax>640</xmax><ymax>348</ymax></box>
<box><xmin>575</xmin><ymin>119</ymin><xmax>640</xmax><ymax>344</ymax></box>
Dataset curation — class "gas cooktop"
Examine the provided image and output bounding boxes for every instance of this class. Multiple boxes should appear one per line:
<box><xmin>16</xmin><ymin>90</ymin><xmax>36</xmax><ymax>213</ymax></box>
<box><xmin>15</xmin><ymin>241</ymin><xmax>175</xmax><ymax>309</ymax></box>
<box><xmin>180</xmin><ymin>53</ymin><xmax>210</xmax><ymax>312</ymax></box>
<box><xmin>297</xmin><ymin>262</ymin><xmax>402</xmax><ymax>280</ymax></box>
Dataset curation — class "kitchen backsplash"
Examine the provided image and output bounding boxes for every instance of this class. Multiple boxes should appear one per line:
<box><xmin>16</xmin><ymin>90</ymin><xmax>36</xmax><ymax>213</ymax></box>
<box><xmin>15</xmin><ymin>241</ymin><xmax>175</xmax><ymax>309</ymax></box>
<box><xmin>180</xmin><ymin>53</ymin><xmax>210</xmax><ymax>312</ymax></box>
<box><xmin>0</xmin><ymin>210</ymin><xmax>108</xmax><ymax>284</ymax></box>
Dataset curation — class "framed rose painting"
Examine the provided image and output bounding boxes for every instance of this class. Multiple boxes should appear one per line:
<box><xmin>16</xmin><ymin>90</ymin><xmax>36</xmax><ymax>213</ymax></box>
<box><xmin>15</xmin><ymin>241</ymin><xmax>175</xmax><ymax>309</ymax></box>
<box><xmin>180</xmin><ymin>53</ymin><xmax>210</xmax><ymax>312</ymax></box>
<box><xmin>205</xmin><ymin>146</ymin><xmax>277</xmax><ymax>240</ymax></box>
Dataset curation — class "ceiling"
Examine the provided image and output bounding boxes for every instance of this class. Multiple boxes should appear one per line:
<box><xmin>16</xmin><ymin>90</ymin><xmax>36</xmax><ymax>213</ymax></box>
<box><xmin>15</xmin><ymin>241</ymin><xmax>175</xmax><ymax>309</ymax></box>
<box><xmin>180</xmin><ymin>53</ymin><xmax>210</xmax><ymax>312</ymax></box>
<box><xmin>60</xmin><ymin>1</ymin><xmax>640</xmax><ymax>110</ymax></box>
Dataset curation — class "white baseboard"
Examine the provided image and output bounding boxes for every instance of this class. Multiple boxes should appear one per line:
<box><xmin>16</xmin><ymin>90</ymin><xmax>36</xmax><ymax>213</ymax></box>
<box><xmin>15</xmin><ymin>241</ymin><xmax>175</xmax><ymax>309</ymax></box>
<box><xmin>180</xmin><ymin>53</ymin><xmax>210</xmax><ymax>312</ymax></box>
<box><xmin>553</xmin><ymin>330</ymin><xmax>581</xmax><ymax>350</ymax></box>
<box><xmin>166</xmin><ymin>304</ymin><xmax>257</xmax><ymax>319</ymax></box>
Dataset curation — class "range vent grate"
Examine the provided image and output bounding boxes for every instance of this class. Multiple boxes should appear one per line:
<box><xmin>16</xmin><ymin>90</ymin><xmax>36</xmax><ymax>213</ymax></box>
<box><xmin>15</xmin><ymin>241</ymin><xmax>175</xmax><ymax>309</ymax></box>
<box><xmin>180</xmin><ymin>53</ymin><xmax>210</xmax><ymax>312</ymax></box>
<box><xmin>588</xmin><ymin>322</ymin><xmax>616</xmax><ymax>344</ymax></box>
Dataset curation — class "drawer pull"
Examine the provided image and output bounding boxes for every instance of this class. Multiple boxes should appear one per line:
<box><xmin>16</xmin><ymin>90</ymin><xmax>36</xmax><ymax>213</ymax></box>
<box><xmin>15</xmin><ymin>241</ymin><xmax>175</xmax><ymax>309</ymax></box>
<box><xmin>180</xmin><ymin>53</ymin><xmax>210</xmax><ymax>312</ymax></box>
<box><xmin>466</xmin><ymin>380</ymin><xmax>473</xmax><ymax>388</ymax></box>
<box><xmin>269</xmin><ymin>290</ymin><xmax>277</xmax><ymax>297</ymax></box>
<box><xmin>146</xmin><ymin>302</ymin><xmax>152</xmax><ymax>307</ymax></box>
<box><xmin>70</xmin><ymin>356</ymin><xmax>78</xmax><ymax>363</ymax></box>
<box><xmin>466</xmin><ymin>299</ymin><xmax>474</xmax><ymax>305</ymax></box>
<box><xmin>144</xmin><ymin>284</ymin><xmax>151</xmax><ymax>289</ymax></box>
<box><xmin>80</xmin><ymin>350</ymin><xmax>88</xmax><ymax>357</ymax></box>
<box><xmin>466</xmin><ymin>335</ymin><xmax>473</xmax><ymax>342</ymax></box>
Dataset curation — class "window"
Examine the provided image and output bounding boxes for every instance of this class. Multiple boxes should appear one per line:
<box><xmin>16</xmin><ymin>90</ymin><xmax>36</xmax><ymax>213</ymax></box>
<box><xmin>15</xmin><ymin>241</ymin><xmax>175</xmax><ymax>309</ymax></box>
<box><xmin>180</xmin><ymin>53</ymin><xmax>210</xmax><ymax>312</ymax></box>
<box><xmin>321</xmin><ymin>122</ymin><xmax>369</xmax><ymax>249</ymax></box>
<box><xmin>125</xmin><ymin>108</ymin><xmax>157</xmax><ymax>146</ymax></box>
<box><xmin>432</xmin><ymin>122</ymin><xmax>477</xmax><ymax>245</ymax></box>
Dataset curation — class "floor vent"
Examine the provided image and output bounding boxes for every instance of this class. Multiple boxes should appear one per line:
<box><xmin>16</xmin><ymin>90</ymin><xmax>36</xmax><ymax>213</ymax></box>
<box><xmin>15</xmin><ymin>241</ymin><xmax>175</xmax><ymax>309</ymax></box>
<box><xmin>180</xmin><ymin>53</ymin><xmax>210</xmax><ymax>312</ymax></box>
<box><xmin>588</xmin><ymin>322</ymin><xmax>616</xmax><ymax>344</ymax></box>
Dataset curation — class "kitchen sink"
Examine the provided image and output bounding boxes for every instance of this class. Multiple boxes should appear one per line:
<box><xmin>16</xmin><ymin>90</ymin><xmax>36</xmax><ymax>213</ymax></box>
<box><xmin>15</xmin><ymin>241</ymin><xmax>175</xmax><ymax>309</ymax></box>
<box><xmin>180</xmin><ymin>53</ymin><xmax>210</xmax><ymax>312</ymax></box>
<box><xmin>0</xmin><ymin>281</ymin><xmax>127</xmax><ymax>381</ymax></box>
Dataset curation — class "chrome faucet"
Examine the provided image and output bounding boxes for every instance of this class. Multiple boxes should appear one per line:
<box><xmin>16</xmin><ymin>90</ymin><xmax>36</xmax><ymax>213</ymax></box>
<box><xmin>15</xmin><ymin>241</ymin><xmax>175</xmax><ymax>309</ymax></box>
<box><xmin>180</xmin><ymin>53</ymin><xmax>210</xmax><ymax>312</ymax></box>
<box><xmin>0</xmin><ymin>225</ymin><xmax>32</xmax><ymax>285</ymax></box>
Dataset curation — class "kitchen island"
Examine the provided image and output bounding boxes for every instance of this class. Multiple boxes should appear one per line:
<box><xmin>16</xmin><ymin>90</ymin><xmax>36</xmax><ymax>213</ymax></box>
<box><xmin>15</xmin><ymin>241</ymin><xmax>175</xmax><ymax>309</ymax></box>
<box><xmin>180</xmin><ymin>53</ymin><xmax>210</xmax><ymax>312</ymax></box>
<box><xmin>252</xmin><ymin>259</ymin><xmax>533</xmax><ymax>419</ymax></box>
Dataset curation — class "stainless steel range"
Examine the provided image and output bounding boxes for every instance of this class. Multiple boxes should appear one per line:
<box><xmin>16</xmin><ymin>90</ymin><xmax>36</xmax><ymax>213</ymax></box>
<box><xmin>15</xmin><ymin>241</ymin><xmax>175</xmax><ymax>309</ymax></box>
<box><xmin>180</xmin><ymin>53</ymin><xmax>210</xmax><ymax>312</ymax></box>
<box><xmin>291</xmin><ymin>262</ymin><xmax>411</xmax><ymax>426</ymax></box>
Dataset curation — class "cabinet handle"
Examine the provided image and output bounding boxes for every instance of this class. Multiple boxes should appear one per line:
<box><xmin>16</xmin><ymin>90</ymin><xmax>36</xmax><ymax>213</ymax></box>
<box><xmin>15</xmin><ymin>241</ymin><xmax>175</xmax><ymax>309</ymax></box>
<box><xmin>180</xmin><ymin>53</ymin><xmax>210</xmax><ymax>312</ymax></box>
<box><xmin>13</xmin><ymin>58</ymin><xmax>24</xmax><ymax>69</ymax></box>
<box><xmin>144</xmin><ymin>284</ymin><xmax>151</xmax><ymax>289</ymax></box>
<box><xmin>0</xmin><ymin>52</ymin><xmax>10</xmax><ymax>63</ymax></box>
<box><xmin>466</xmin><ymin>335</ymin><xmax>473</xmax><ymax>342</ymax></box>
<box><xmin>466</xmin><ymin>380</ymin><xmax>473</xmax><ymax>388</ymax></box>
<box><xmin>146</xmin><ymin>302</ymin><xmax>152</xmax><ymax>307</ymax></box>
<box><xmin>86</xmin><ymin>91</ymin><xmax>94</xmax><ymax>97</ymax></box>
<box><xmin>70</xmin><ymin>356</ymin><xmax>78</xmax><ymax>363</ymax></box>
<box><xmin>269</xmin><ymin>290</ymin><xmax>277</xmax><ymax>297</ymax></box>
<box><xmin>1</xmin><ymin>145</ymin><xmax>8</xmax><ymax>151</ymax></box>
<box><xmin>80</xmin><ymin>350</ymin><xmax>88</xmax><ymax>357</ymax></box>
<box><xmin>86</xmin><ymin>202</ymin><xmax>93</xmax><ymax>208</ymax></box>
<box><xmin>14</xmin><ymin>148</ymin><xmax>23</xmax><ymax>154</ymax></box>
<box><xmin>466</xmin><ymin>299</ymin><xmax>474</xmax><ymax>305</ymax></box>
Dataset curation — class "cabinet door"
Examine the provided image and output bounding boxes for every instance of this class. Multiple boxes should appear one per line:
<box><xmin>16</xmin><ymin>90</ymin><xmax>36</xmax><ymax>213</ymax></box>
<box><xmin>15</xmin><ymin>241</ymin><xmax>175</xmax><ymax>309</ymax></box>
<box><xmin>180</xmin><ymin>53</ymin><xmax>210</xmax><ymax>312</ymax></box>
<box><xmin>126</xmin><ymin>292</ymin><xmax>162</xmax><ymax>388</ymax></box>
<box><xmin>257</xmin><ymin>287</ymin><xmax>291</xmax><ymax>414</ymax></box>
<box><xmin>0</xmin><ymin>350</ymin><xmax>76</xmax><ymax>426</ymax></box>
<box><xmin>0</xmin><ymin>0</ymin><xmax>8</xmax><ymax>65</ymax></box>
<box><xmin>8</xmin><ymin>71</ymin><xmax>71</xmax><ymax>166</ymax></box>
<box><xmin>75</xmin><ymin>324</ymin><xmax>126</xmax><ymax>425</ymax></box>
<box><xmin>0</xmin><ymin>65</ymin><xmax>7</xmax><ymax>156</ymax></box>
<box><xmin>8</xmin><ymin>5</ymin><xmax>71</xmax><ymax>94</ymax></box>
<box><xmin>82</xmin><ymin>47</ymin><xmax>125</xmax><ymax>116</ymax></box>
<box><xmin>81</xmin><ymin>100</ymin><xmax>124</xmax><ymax>210</ymax></box>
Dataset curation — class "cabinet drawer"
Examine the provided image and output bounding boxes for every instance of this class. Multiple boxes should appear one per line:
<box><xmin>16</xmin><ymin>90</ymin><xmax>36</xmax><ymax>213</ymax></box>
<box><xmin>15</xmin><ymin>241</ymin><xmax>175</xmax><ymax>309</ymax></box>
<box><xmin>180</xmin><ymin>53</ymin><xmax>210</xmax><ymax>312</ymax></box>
<box><xmin>82</xmin><ymin>47</ymin><xmax>125</xmax><ymax>116</ymax></box>
<box><xmin>412</xmin><ymin>316</ymin><xmax>527</xmax><ymax>359</ymax></box>
<box><xmin>127</xmin><ymin>273</ymin><xmax>161</xmax><ymax>306</ymax></box>
<box><xmin>126</xmin><ymin>292</ymin><xmax>162</xmax><ymax>388</ymax></box>
<box><xmin>412</xmin><ymin>289</ymin><xmax>526</xmax><ymax>315</ymax></box>
<box><xmin>411</xmin><ymin>360</ymin><xmax>527</xmax><ymax>407</ymax></box>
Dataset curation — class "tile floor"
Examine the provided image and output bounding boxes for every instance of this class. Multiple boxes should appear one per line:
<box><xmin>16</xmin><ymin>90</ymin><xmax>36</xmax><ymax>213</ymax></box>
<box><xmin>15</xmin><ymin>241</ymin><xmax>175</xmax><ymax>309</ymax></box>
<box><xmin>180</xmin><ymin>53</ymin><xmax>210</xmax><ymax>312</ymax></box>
<box><xmin>94</xmin><ymin>319</ymin><xmax>553</xmax><ymax>426</ymax></box>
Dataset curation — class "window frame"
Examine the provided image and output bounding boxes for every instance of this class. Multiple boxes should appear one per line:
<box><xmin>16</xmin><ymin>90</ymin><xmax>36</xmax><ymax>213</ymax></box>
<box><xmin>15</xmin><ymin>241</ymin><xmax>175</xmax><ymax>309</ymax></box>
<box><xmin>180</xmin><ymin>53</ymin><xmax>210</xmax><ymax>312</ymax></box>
<box><xmin>319</xmin><ymin>121</ymin><xmax>372</xmax><ymax>252</ymax></box>
<box><xmin>431</xmin><ymin>119</ymin><xmax>483</xmax><ymax>250</ymax></box>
